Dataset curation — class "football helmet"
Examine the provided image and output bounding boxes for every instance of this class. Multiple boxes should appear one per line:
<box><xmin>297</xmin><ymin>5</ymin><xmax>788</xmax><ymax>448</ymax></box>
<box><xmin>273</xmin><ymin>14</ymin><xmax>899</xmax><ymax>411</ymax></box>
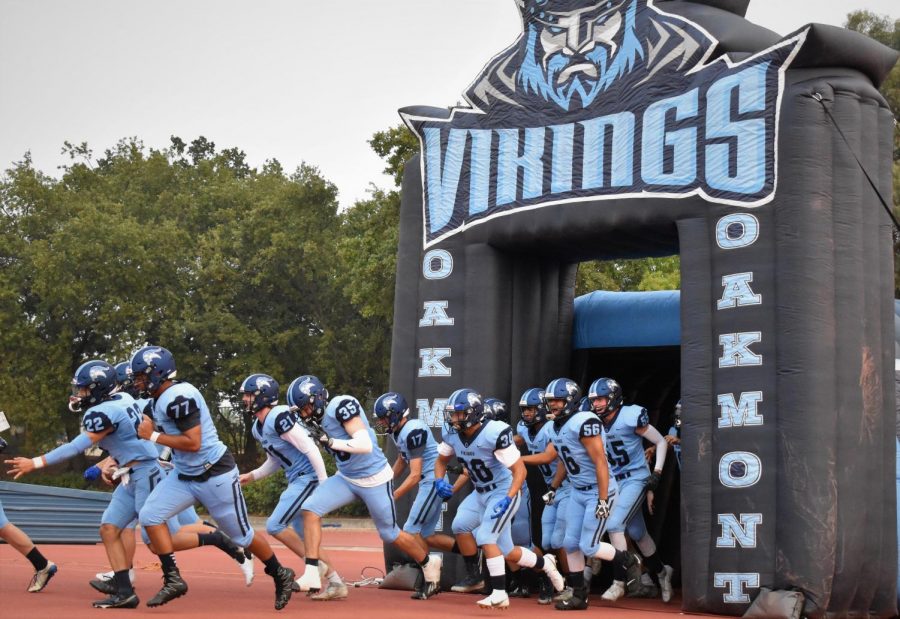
<box><xmin>372</xmin><ymin>392</ymin><xmax>409</xmax><ymax>433</ymax></box>
<box><xmin>587</xmin><ymin>377</ymin><xmax>623</xmax><ymax>419</ymax></box>
<box><xmin>286</xmin><ymin>375</ymin><xmax>329</xmax><ymax>423</ymax></box>
<box><xmin>70</xmin><ymin>360</ymin><xmax>117</xmax><ymax>412</ymax></box>
<box><xmin>518</xmin><ymin>388</ymin><xmax>547</xmax><ymax>427</ymax></box>
<box><xmin>113</xmin><ymin>361</ymin><xmax>137</xmax><ymax>398</ymax></box>
<box><xmin>238</xmin><ymin>374</ymin><xmax>279</xmax><ymax>413</ymax></box>
<box><xmin>674</xmin><ymin>399</ymin><xmax>682</xmax><ymax>429</ymax></box>
<box><xmin>444</xmin><ymin>388</ymin><xmax>484</xmax><ymax>432</ymax></box>
<box><xmin>483</xmin><ymin>398</ymin><xmax>509</xmax><ymax>424</ymax></box>
<box><xmin>543</xmin><ymin>378</ymin><xmax>582</xmax><ymax>420</ymax></box>
<box><xmin>129</xmin><ymin>346</ymin><xmax>177</xmax><ymax>396</ymax></box>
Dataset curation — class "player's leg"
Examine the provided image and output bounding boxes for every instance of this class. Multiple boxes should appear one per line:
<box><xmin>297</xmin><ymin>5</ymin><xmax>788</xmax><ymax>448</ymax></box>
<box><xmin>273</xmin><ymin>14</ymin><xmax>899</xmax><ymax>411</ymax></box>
<box><xmin>601</xmin><ymin>479</ymin><xmax>646</xmax><ymax>601</ymax></box>
<box><xmin>91</xmin><ymin>480</ymin><xmax>141</xmax><ymax>608</ymax></box>
<box><xmin>555</xmin><ymin>488</ymin><xmax>591</xmax><ymax>610</ymax></box>
<box><xmin>403</xmin><ymin>479</ymin><xmax>440</xmax><ymax>557</ymax></box>
<box><xmin>507</xmin><ymin>484</ymin><xmax>533</xmax><ymax>597</ymax></box>
<box><xmin>473</xmin><ymin>490</ymin><xmax>520</xmax><ymax>609</ymax></box>
<box><xmin>197</xmin><ymin>466</ymin><xmax>295</xmax><ymax>610</ymax></box>
<box><xmin>0</xmin><ymin>501</ymin><xmax>57</xmax><ymax>593</ymax></box>
<box><xmin>449</xmin><ymin>493</ymin><xmax>484</xmax><ymax>592</ymax></box>
<box><xmin>627</xmin><ymin>513</ymin><xmax>673</xmax><ymax>602</ymax></box>
<box><xmin>355</xmin><ymin>480</ymin><xmax>441</xmax><ymax>600</ymax></box>
<box><xmin>297</xmin><ymin>475</ymin><xmax>358</xmax><ymax>591</ymax></box>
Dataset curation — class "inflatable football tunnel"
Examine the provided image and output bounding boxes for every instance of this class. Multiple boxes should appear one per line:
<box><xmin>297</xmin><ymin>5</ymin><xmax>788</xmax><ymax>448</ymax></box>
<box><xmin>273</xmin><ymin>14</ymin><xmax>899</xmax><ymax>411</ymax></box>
<box><xmin>385</xmin><ymin>1</ymin><xmax>900</xmax><ymax>616</ymax></box>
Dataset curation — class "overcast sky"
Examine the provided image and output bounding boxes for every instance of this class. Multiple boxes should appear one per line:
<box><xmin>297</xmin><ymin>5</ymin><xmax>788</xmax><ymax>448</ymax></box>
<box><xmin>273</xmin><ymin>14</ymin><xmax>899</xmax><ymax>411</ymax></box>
<box><xmin>1</xmin><ymin>0</ymin><xmax>897</xmax><ymax>208</ymax></box>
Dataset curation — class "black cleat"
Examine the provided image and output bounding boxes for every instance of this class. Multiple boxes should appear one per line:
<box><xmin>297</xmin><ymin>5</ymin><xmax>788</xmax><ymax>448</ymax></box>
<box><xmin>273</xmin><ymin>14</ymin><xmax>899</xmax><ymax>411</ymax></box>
<box><xmin>555</xmin><ymin>587</ymin><xmax>589</xmax><ymax>611</ymax></box>
<box><xmin>273</xmin><ymin>566</ymin><xmax>295</xmax><ymax>610</ymax></box>
<box><xmin>147</xmin><ymin>569</ymin><xmax>188</xmax><ymax>607</ymax></box>
<box><xmin>538</xmin><ymin>574</ymin><xmax>554</xmax><ymax>605</ymax></box>
<box><xmin>507</xmin><ymin>573</ymin><xmax>530</xmax><ymax>598</ymax></box>
<box><xmin>92</xmin><ymin>592</ymin><xmax>140</xmax><ymax>609</ymax></box>
<box><xmin>411</xmin><ymin>576</ymin><xmax>440</xmax><ymax>600</ymax></box>
<box><xmin>89</xmin><ymin>578</ymin><xmax>117</xmax><ymax>595</ymax></box>
<box><xmin>450</xmin><ymin>572</ymin><xmax>484</xmax><ymax>593</ymax></box>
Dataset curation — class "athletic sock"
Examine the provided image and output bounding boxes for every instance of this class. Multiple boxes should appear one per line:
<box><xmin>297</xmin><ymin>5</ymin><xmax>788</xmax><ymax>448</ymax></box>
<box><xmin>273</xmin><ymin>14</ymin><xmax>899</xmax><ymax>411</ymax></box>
<box><xmin>643</xmin><ymin>551</ymin><xmax>663</xmax><ymax>575</ymax></box>
<box><xmin>25</xmin><ymin>548</ymin><xmax>48</xmax><ymax>572</ymax></box>
<box><xmin>198</xmin><ymin>531</ymin><xmax>243</xmax><ymax>561</ymax></box>
<box><xmin>114</xmin><ymin>569</ymin><xmax>134</xmax><ymax>595</ymax></box>
<box><xmin>263</xmin><ymin>553</ymin><xmax>282</xmax><ymax>576</ymax></box>
<box><xmin>158</xmin><ymin>553</ymin><xmax>177</xmax><ymax>573</ymax></box>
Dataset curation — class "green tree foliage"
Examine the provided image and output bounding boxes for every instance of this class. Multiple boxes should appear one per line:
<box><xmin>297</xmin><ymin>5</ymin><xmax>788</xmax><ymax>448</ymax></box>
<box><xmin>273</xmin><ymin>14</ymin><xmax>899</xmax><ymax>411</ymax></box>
<box><xmin>844</xmin><ymin>10</ymin><xmax>900</xmax><ymax>295</ymax></box>
<box><xmin>0</xmin><ymin>137</ymin><xmax>355</xmax><ymax>464</ymax></box>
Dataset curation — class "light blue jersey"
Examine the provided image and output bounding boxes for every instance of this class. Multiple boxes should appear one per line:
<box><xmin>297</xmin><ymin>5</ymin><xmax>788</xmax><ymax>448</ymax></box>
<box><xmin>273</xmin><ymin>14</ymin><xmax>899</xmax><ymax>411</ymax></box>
<box><xmin>322</xmin><ymin>395</ymin><xmax>388</xmax><ymax>479</ymax></box>
<box><xmin>441</xmin><ymin>419</ymin><xmax>514</xmax><ymax>493</ymax></box>
<box><xmin>83</xmin><ymin>393</ymin><xmax>158</xmax><ymax>465</ymax></box>
<box><xmin>602</xmin><ymin>404</ymin><xmax>651</xmax><ymax>481</ymax></box>
<box><xmin>547</xmin><ymin>412</ymin><xmax>604</xmax><ymax>489</ymax></box>
<box><xmin>151</xmin><ymin>382</ymin><xmax>227</xmax><ymax>477</ymax></box>
<box><xmin>668</xmin><ymin>425</ymin><xmax>682</xmax><ymax>470</ymax></box>
<box><xmin>252</xmin><ymin>405</ymin><xmax>315</xmax><ymax>482</ymax></box>
<box><xmin>517</xmin><ymin>420</ymin><xmax>557</xmax><ymax>486</ymax></box>
<box><xmin>391</xmin><ymin>418</ymin><xmax>438</xmax><ymax>482</ymax></box>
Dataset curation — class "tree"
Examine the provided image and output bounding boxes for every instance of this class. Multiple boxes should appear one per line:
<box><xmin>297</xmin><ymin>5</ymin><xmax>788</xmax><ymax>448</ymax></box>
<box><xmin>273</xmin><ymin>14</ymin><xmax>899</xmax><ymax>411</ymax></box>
<box><xmin>844</xmin><ymin>10</ymin><xmax>900</xmax><ymax>296</ymax></box>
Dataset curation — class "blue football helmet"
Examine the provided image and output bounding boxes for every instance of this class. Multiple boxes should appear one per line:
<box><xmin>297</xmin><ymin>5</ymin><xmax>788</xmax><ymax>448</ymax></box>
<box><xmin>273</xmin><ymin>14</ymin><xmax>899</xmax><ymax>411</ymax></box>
<box><xmin>543</xmin><ymin>378</ymin><xmax>582</xmax><ymax>419</ymax></box>
<box><xmin>113</xmin><ymin>361</ymin><xmax>138</xmax><ymax>398</ymax></box>
<box><xmin>483</xmin><ymin>398</ymin><xmax>510</xmax><ymax>424</ymax></box>
<box><xmin>70</xmin><ymin>360</ymin><xmax>117</xmax><ymax>412</ymax></box>
<box><xmin>518</xmin><ymin>388</ymin><xmax>547</xmax><ymax>427</ymax></box>
<box><xmin>444</xmin><ymin>388</ymin><xmax>484</xmax><ymax>432</ymax></box>
<box><xmin>372</xmin><ymin>392</ymin><xmax>409</xmax><ymax>433</ymax></box>
<box><xmin>286</xmin><ymin>375</ymin><xmax>329</xmax><ymax>423</ymax></box>
<box><xmin>239</xmin><ymin>374</ymin><xmax>279</xmax><ymax>413</ymax></box>
<box><xmin>130</xmin><ymin>346</ymin><xmax>177</xmax><ymax>396</ymax></box>
<box><xmin>578</xmin><ymin>396</ymin><xmax>591</xmax><ymax>412</ymax></box>
<box><xmin>588</xmin><ymin>377</ymin><xmax>623</xmax><ymax>419</ymax></box>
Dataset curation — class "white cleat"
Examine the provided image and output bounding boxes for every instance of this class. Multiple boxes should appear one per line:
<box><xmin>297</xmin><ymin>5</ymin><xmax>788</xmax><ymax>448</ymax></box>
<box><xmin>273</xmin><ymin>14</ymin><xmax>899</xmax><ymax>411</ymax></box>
<box><xmin>422</xmin><ymin>554</ymin><xmax>442</xmax><ymax>586</ymax></box>
<box><xmin>310</xmin><ymin>581</ymin><xmax>349</xmax><ymax>601</ymax></box>
<box><xmin>476</xmin><ymin>590</ymin><xmax>510</xmax><ymax>610</ymax></box>
<box><xmin>239</xmin><ymin>555</ymin><xmax>254</xmax><ymax>587</ymax></box>
<box><xmin>95</xmin><ymin>568</ymin><xmax>135</xmax><ymax>584</ymax></box>
<box><xmin>296</xmin><ymin>564</ymin><xmax>322</xmax><ymax>592</ymax></box>
<box><xmin>541</xmin><ymin>554</ymin><xmax>565</xmax><ymax>592</ymax></box>
<box><xmin>658</xmin><ymin>564</ymin><xmax>674</xmax><ymax>603</ymax></box>
<box><xmin>601</xmin><ymin>580</ymin><xmax>626</xmax><ymax>602</ymax></box>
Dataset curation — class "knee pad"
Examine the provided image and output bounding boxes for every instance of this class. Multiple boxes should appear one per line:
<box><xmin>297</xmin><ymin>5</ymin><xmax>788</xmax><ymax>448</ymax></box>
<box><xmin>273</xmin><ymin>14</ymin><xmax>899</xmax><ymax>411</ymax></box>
<box><xmin>266</xmin><ymin>516</ymin><xmax>287</xmax><ymax>537</ymax></box>
<box><xmin>378</xmin><ymin>524</ymin><xmax>401</xmax><ymax>544</ymax></box>
<box><xmin>138</xmin><ymin>505</ymin><xmax>166</xmax><ymax>527</ymax></box>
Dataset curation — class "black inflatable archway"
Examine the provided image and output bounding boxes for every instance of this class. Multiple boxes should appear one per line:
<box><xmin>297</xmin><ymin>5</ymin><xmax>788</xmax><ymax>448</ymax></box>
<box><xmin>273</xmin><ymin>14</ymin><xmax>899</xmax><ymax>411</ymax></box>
<box><xmin>386</xmin><ymin>1</ymin><xmax>899</xmax><ymax>616</ymax></box>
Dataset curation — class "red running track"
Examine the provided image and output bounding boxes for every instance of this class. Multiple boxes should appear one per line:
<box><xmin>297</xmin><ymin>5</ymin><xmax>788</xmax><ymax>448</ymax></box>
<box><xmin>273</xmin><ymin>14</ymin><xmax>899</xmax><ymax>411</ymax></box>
<box><xmin>0</xmin><ymin>528</ymin><xmax>718</xmax><ymax>618</ymax></box>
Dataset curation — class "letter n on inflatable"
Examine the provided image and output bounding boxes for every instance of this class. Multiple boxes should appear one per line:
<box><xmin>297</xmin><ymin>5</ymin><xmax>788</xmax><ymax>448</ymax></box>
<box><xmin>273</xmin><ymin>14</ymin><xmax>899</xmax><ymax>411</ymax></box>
<box><xmin>388</xmin><ymin>1</ymin><xmax>899</xmax><ymax>615</ymax></box>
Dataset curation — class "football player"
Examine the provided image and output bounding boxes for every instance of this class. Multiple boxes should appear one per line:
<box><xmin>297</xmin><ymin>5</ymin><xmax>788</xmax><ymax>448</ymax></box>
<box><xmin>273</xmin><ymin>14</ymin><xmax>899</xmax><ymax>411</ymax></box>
<box><xmin>237</xmin><ymin>373</ymin><xmax>346</xmax><ymax>600</ymax></box>
<box><xmin>132</xmin><ymin>347</ymin><xmax>295</xmax><ymax>610</ymax></box>
<box><xmin>434</xmin><ymin>389</ymin><xmax>565</xmax><ymax>609</ymax></box>
<box><xmin>291</xmin><ymin>376</ymin><xmax>442</xmax><ymax>601</ymax></box>
<box><xmin>588</xmin><ymin>378</ymin><xmax>673</xmax><ymax>603</ymax></box>
<box><xmin>542</xmin><ymin>377</ymin><xmax>639</xmax><ymax>611</ymax></box>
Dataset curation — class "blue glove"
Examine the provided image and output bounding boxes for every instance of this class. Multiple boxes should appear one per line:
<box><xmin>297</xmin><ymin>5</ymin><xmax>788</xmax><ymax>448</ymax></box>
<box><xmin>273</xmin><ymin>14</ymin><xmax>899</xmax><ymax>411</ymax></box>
<box><xmin>84</xmin><ymin>465</ymin><xmax>101</xmax><ymax>481</ymax></box>
<box><xmin>434</xmin><ymin>477</ymin><xmax>454</xmax><ymax>500</ymax></box>
<box><xmin>491</xmin><ymin>496</ymin><xmax>512</xmax><ymax>520</ymax></box>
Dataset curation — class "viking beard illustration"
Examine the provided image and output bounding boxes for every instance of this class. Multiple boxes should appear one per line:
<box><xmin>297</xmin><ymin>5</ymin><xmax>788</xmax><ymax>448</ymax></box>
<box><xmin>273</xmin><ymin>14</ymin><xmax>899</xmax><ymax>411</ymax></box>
<box><xmin>517</xmin><ymin>0</ymin><xmax>643</xmax><ymax>110</ymax></box>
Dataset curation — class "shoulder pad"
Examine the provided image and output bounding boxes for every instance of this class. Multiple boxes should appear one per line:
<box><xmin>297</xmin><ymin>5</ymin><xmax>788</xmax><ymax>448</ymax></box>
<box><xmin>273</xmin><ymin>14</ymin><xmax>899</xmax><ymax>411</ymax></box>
<box><xmin>495</xmin><ymin>425</ymin><xmax>514</xmax><ymax>450</ymax></box>
<box><xmin>405</xmin><ymin>427</ymin><xmax>430</xmax><ymax>453</ymax></box>
<box><xmin>331</xmin><ymin>396</ymin><xmax>363</xmax><ymax>423</ymax></box>
<box><xmin>164</xmin><ymin>394</ymin><xmax>200</xmax><ymax>420</ymax></box>
<box><xmin>273</xmin><ymin>409</ymin><xmax>296</xmax><ymax>435</ymax></box>
<box><xmin>624</xmin><ymin>405</ymin><xmax>649</xmax><ymax>429</ymax></box>
<box><xmin>579</xmin><ymin>417</ymin><xmax>603</xmax><ymax>438</ymax></box>
<box><xmin>83</xmin><ymin>410</ymin><xmax>115</xmax><ymax>433</ymax></box>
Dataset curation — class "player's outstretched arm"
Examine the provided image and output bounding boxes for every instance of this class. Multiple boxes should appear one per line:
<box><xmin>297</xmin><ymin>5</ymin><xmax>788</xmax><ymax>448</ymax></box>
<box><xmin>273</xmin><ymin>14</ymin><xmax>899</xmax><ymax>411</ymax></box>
<box><xmin>6</xmin><ymin>430</ymin><xmax>104</xmax><ymax>478</ymax></box>
<box><xmin>520</xmin><ymin>442</ymin><xmax>558</xmax><ymax>466</ymax></box>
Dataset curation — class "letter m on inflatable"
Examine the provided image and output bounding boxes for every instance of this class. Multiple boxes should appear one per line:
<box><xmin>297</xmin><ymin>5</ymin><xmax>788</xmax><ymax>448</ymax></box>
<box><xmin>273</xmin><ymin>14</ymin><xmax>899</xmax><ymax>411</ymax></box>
<box><xmin>387</xmin><ymin>1</ymin><xmax>899</xmax><ymax>616</ymax></box>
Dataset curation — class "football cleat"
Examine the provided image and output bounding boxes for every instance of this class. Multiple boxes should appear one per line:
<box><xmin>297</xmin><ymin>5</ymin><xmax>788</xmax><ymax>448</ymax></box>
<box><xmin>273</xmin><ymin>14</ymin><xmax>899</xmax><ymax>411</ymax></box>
<box><xmin>658</xmin><ymin>564</ymin><xmax>674</xmax><ymax>603</ymax></box>
<box><xmin>553</xmin><ymin>586</ymin><xmax>573</xmax><ymax>602</ymax></box>
<box><xmin>537</xmin><ymin>574</ymin><xmax>554</xmax><ymax>605</ymax></box>
<box><xmin>542</xmin><ymin>554</ymin><xmax>565</xmax><ymax>592</ymax></box>
<box><xmin>89</xmin><ymin>578</ymin><xmax>117</xmax><ymax>595</ymax></box>
<box><xmin>273</xmin><ymin>566</ymin><xmax>295</xmax><ymax>610</ymax></box>
<box><xmin>27</xmin><ymin>562</ymin><xmax>58</xmax><ymax>592</ymax></box>
<box><xmin>296</xmin><ymin>564</ymin><xmax>322</xmax><ymax>592</ymax></box>
<box><xmin>600</xmin><ymin>580</ymin><xmax>626</xmax><ymax>602</ymax></box>
<box><xmin>422</xmin><ymin>554</ymin><xmax>442</xmax><ymax>586</ymax></box>
<box><xmin>238</xmin><ymin>555</ymin><xmax>254</xmax><ymax>587</ymax></box>
<box><xmin>451</xmin><ymin>566</ymin><xmax>484</xmax><ymax>593</ymax></box>
<box><xmin>92</xmin><ymin>592</ymin><xmax>140</xmax><ymax>609</ymax></box>
<box><xmin>310</xmin><ymin>581</ymin><xmax>349</xmax><ymax>601</ymax></box>
<box><xmin>146</xmin><ymin>569</ymin><xmax>188</xmax><ymax>607</ymax></box>
<box><xmin>555</xmin><ymin>588</ymin><xmax>589</xmax><ymax>610</ymax></box>
<box><xmin>476</xmin><ymin>590</ymin><xmax>510</xmax><ymax>610</ymax></box>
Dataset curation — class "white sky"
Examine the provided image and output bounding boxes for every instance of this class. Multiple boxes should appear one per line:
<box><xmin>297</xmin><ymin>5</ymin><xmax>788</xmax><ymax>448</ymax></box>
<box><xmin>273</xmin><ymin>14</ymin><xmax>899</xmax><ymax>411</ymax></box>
<box><xmin>1</xmin><ymin>0</ymin><xmax>897</xmax><ymax>208</ymax></box>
